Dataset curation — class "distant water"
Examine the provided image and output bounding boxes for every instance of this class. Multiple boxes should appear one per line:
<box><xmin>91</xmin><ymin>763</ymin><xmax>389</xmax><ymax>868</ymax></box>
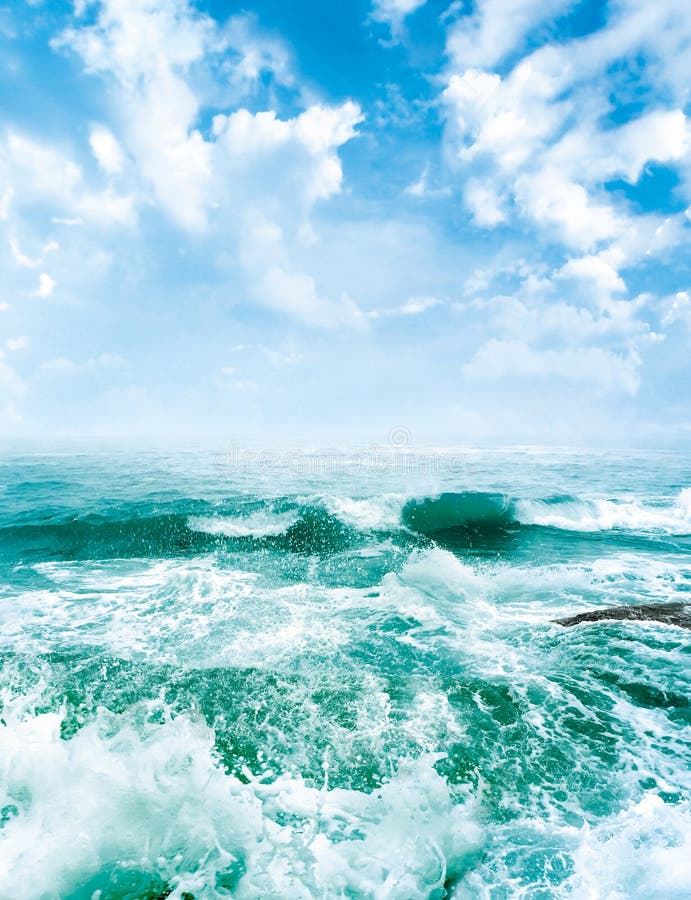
<box><xmin>1</xmin><ymin>445</ymin><xmax>690</xmax><ymax>898</ymax></box>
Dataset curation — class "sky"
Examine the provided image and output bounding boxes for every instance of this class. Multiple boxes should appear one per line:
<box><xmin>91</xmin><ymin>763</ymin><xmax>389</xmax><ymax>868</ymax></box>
<box><xmin>1</xmin><ymin>0</ymin><xmax>691</xmax><ymax>446</ymax></box>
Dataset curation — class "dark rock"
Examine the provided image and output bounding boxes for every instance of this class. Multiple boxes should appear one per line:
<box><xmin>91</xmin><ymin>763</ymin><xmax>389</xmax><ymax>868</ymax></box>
<box><xmin>555</xmin><ymin>602</ymin><xmax>691</xmax><ymax>630</ymax></box>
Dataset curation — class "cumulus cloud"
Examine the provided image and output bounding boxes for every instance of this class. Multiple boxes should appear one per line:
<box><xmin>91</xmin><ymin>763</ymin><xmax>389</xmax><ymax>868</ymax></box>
<box><xmin>447</xmin><ymin>0</ymin><xmax>573</xmax><ymax>70</ymax></box>
<box><xmin>443</xmin><ymin>2</ymin><xmax>691</xmax><ymax>260</ymax></box>
<box><xmin>34</xmin><ymin>273</ymin><xmax>56</xmax><ymax>298</ymax></box>
<box><xmin>370</xmin><ymin>0</ymin><xmax>427</xmax><ymax>39</ymax></box>
<box><xmin>442</xmin><ymin>0</ymin><xmax>691</xmax><ymax>399</ymax></box>
<box><xmin>463</xmin><ymin>178</ymin><xmax>506</xmax><ymax>227</ymax></box>
<box><xmin>464</xmin><ymin>339</ymin><xmax>641</xmax><ymax>395</ymax></box>
<box><xmin>0</xmin><ymin>131</ymin><xmax>136</xmax><ymax>226</ymax></box>
<box><xmin>55</xmin><ymin>0</ymin><xmax>215</xmax><ymax>230</ymax></box>
<box><xmin>258</xmin><ymin>266</ymin><xmax>363</xmax><ymax>329</ymax></box>
<box><xmin>51</xmin><ymin>0</ymin><xmax>364</xmax><ymax>327</ymax></box>
<box><xmin>556</xmin><ymin>255</ymin><xmax>627</xmax><ymax>298</ymax></box>
<box><xmin>662</xmin><ymin>291</ymin><xmax>691</xmax><ymax>331</ymax></box>
<box><xmin>89</xmin><ymin>124</ymin><xmax>125</xmax><ymax>174</ymax></box>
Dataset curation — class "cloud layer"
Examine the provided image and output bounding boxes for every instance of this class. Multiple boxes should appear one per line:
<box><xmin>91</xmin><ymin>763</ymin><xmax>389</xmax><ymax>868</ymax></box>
<box><xmin>0</xmin><ymin>0</ymin><xmax>689</xmax><ymax>441</ymax></box>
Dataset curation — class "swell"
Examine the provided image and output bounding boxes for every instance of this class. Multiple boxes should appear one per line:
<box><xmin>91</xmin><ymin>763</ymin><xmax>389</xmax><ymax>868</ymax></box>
<box><xmin>2</xmin><ymin>489</ymin><xmax>689</xmax><ymax>564</ymax></box>
<box><xmin>402</xmin><ymin>490</ymin><xmax>691</xmax><ymax>538</ymax></box>
<box><xmin>0</xmin><ymin>505</ymin><xmax>365</xmax><ymax>562</ymax></box>
<box><xmin>401</xmin><ymin>492</ymin><xmax>515</xmax><ymax>535</ymax></box>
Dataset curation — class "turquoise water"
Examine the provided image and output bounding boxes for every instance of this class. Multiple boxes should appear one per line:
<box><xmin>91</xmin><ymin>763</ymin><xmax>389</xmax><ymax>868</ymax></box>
<box><xmin>1</xmin><ymin>445</ymin><xmax>690</xmax><ymax>898</ymax></box>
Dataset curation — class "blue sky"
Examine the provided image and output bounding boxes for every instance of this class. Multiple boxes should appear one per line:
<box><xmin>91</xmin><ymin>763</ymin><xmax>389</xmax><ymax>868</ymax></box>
<box><xmin>1</xmin><ymin>0</ymin><xmax>690</xmax><ymax>445</ymax></box>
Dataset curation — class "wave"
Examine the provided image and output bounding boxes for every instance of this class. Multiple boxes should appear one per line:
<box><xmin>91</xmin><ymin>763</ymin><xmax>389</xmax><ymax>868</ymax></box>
<box><xmin>0</xmin><ymin>695</ymin><xmax>482</xmax><ymax>899</ymax></box>
<box><xmin>402</xmin><ymin>492</ymin><xmax>514</xmax><ymax>535</ymax></box>
<box><xmin>0</xmin><ymin>505</ymin><xmax>360</xmax><ymax>562</ymax></box>
<box><xmin>401</xmin><ymin>489</ymin><xmax>691</xmax><ymax>537</ymax></box>
<box><xmin>2</xmin><ymin>489</ymin><xmax>689</xmax><ymax>567</ymax></box>
<box><xmin>514</xmin><ymin>488</ymin><xmax>691</xmax><ymax>534</ymax></box>
<box><xmin>321</xmin><ymin>493</ymin><xmax>408</xmax><ymax>531</ymax></box>
<box><xmin>188</xmin><ymin>508</ymin><xmax>300</xmax><ymax>538</ymax></box>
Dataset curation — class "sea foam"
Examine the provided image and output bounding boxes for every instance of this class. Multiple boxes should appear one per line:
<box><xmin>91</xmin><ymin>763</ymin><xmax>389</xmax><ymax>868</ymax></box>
<box><xmin>0</xmin><ymin>695</ymin><xmax>482</xmax><ymax>899</ymax></box>
<box><xmin>515</xmin><ymin>487</ymin><xmax>691</xmax><ymax>534</ymax></box>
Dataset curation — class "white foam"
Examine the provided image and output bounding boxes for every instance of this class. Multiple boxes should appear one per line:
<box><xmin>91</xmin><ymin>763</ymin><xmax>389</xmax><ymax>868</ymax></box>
<box><xmin>515</xmin><ymin>488</ymin><xmax>691</xmax><ymax>534</ymax></box>
<box><xmin>321</xmin><ymin>494</ymin><xmax>407</xmax><ymax>530</ymax></box>
<box><xmin>7</xmin><ymin>548</ymin><xmax>686</xmax><ymax>671</ymax></box>
<box><xmin>456</xmin><ymin>795</ymin><xmax>691</xmax><ymax>899</ymax></box>
<box><xmin>2</xmin><ymin>558</ymin><xmax>354</xmax><ymax>667</ymax></box>
<box><xmin>0</xmin><ymin>697</ymin><xmax>483</xmax><ymax>899</ymax></box>
<box><xmin>567</xmin><ymin>794</ymin><xmax>691</xmax><ymax>899</ymax></box>
<box><xmin>188</xmin><ymin>508</ymin><xmax>299</xmax><ymax>538</ymax></box>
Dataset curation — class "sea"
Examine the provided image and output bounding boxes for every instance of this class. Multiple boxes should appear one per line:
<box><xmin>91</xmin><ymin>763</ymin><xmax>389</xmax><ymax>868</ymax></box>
<box><xmin>0</xmin><ymin>442</ymin><xmax>690</xmax><ymax>899</ymax></box>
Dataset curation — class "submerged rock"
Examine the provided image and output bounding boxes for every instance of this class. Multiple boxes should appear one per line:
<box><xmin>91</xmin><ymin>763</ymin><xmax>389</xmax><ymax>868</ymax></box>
<box><xmin>555</xmin><ymin>602</ymin><xmax>691</xmax><ymax>630</ymax></box>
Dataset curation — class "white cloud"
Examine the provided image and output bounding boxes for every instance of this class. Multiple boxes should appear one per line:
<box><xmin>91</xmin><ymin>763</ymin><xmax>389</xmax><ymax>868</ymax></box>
<box><xmin>405</xmin><ymin>165</ymin><xmax>429</xmax><ymax>197</ymax></box>
<box><xmin>221</xmin><ymin>12</ymin><xmax>295</xmax><ymax>90</ymax></box>
<box><xmin>258</xmin><ymin>266</ymin><xmax>364</xmax><ymax>329</ymax></box>
<box><xmin>55</xmin><ymin>0</ymin><xmax>216</xmax><ymax>230</ymax></box>
<box><xmin>447</xmin><ymin>0</ymin><xmax>573</xmax><ymax>70</ymax></box>
<box><xmin>513</xmin><ymin>169</ymin><xmax>624</xmax><ymax>251</ymax></box>
<box><xmin>439</xmin><ymin>0</ymin><xmax>691</xmax><ymax>420</ymax></box>
<box><xmin>89</xmin><ymin>124</ymin><xmax>125</xmax><ymax>174</ymax></box>
<box><xmin>371</xmin><ymin>0</ymin><xmax>427</xmax><ymax>39</ymax></box>
<box><xmin>0</xmin><ymin>131</ymin><xmax>136</xmax><ymax>226</ymax></box>
<box><xmin>369</xmin><ymin>295</ymin><xmax>441</xmax><ymax>318</ymax></box>
<box><xmin>547</xmin><ymin>110</ymin><xmax>690</xmax><ymax>187</ymax></box>
<box><xmin>464</xmin><ymin>338</ymin><xmax>641</xmax><ymax>395</ymax></box>
<box><xmin>6</xmin><ymin>336</ymin><xmax>27</xmax><ymax>351</ymax></box>
<box><xmin>443</xmin><ymin>66</ymin><xmax>563</xmax><ymax>173</ymax></box>
<box><xmin>556</xmin><ymin>255</ymin><xmax>627</xmax><ymax>298</ymax></box>
<box><xmin>56</xmin><ymin>1</ymin><xmax>341</xmax><ymax>233</ymax></box>
<box><xmin>34</xmin><ymin>273</ymin><xmax>56</xmax><ymax>297</ymax></box>
<box><xmin>464</xmin><ymin>178</ymin><xmax>506</xmax><ymax>227</ymax></box>
<box><xmin>53</xmin><ymin>0</ymin><xmax>364</xmax><ymax>328</ymax></box>
<box><xmin>9</xmin><ymin>233</ymin><xmax>41</xmax><ymax>268</ymax></box>
<box><xmin>212</xmin><ymin>101</ymin><xmax>362</xmax><ymax>207</ymax></box>
<box><xmin>472</xmin><ymin>291</ymin><xmax>651</xmax><ymax>345</ymax></box>
<box><xmin>9</xmin><ymin>233</ymin><xmax>58</xmax><ymax>269</ymax></box>
<box><xmin>214</xmin><ymin>368</ymin><xmax>259</xmax><ymax>393</ymax></box>
<box><xmin>662</xmin><ymin>291</ymin><xmax>691</xmax><ymax>330</ymax></box>
<box><xmin>442</xmin><ymin>2</ymin><xmax>691</xmax><ymax>261</ymax></box>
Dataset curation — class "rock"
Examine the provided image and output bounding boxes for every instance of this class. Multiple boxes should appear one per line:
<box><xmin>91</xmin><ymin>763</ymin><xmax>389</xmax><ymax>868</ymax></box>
<box><xmin>555</xmin><ymin>602</ymin><xmax>691</xmax><ymax>630</ymax></box>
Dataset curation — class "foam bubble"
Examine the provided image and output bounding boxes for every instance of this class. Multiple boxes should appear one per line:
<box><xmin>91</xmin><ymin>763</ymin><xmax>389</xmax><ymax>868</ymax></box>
<box><xmin>321</xmin><ymin>494</ymin><xmax>407</xmax><ymax>531</ymax></box>
<box><xmin>567</xmin><ymin>795</ymin><xmax>691</xmax><ymax>899</ymax></box>
<box><xmin>188</xmin><ymin>508</ymin><xmax>299</xmax><ymax>538</ymax></box>
<box><xmin>2</xmin><ymin>558</ymin><xmax>353</xmax><ymax>667</ymax></box>
<box><xmin>515</xmin><ymin>488</ymin><xmax>691</xmax><ymax>534</ymax></box>
<box><xmin>0</xmin><ymin>696</ymin><xmax>483</xmax><ymax>899</ymax></box>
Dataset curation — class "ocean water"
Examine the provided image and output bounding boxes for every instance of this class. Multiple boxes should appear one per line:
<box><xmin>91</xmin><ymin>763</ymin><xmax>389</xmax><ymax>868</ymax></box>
<box><xmin>1</xmin><ymin>444</ymin><xmax>690</xmax><ymax>899</ymax></box>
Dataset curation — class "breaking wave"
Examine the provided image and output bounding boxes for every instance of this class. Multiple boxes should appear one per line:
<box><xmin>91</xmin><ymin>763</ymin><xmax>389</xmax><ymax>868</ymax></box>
<box><xmin>402</xmin><ymin>489</ymin><xmax>691</xmax><ymax>537</ymax></box>
<box><xmin>0</xmin><ymin>692</ymin><xmax>482</xmax><ymax>899</ymax></box>
<box><xmin>1</xmin><ymin>489</ymin><xmax>689</xmax><ymax>568</ymax></box>
<box><xmin>514</xmin><ymin>488</ymin><xmax>691</xmax><ymax>534</ymax></box>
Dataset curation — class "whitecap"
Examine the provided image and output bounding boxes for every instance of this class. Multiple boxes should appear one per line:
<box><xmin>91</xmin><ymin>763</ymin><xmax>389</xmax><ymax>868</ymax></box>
<box><xmin>188</xmin><ymin>508</ymin><xmax>299</xmax><ymax>538</ymax></box>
